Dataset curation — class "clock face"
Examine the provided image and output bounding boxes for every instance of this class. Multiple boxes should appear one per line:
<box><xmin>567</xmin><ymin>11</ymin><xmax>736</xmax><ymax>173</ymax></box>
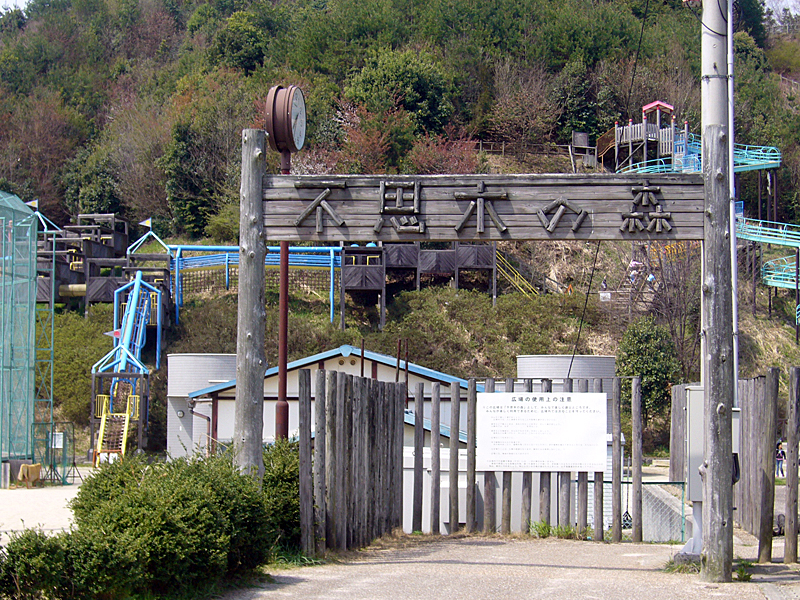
<box><xmin>290</xmin><ymin>87</ymin><xmax>306</xmax><ymax>152</ymax></box>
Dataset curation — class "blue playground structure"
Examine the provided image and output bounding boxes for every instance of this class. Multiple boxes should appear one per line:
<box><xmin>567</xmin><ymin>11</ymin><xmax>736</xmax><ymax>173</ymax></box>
<box><xmin>599</xmin><ymin>101</ymin><xmax>782</xmax><ymax>175</ymax></box>
<box><xmin>90</xmin><ymin>271</ymin><xmax>163</xmax><ymax>464</ymax></box>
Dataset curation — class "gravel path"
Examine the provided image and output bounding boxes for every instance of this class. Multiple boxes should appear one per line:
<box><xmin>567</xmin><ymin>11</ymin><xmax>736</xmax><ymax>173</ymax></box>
<box><xmin>225</xmin><ymin>536</ymin><xmax>770</xmax><ymax>600</ymax></box>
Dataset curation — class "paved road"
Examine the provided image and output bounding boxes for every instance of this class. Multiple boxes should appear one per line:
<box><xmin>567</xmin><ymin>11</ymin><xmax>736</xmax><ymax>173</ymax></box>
<box><xmin>226</xmin><ymin>536</ymin><xmax>773</xmax><ymax>600</ymax></box>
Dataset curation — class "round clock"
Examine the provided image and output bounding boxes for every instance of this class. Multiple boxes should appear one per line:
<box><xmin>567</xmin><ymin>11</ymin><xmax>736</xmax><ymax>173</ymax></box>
<box><xmin>266</xmin><ymin>85</ymin><xmax>306</xmax><ymax>154</ymax></box>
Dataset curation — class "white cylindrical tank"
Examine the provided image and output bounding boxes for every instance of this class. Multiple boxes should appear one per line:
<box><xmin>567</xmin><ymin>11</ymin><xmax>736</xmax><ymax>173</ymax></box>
<box><xmin>167</xmin><ymin>353</ymin><xmax>237</xmax><ymax>397</ymax></box>
<box><xmin>517</xmin><ymin>355</ymin><xmax>616</xmax><ymax>382</ymax></box>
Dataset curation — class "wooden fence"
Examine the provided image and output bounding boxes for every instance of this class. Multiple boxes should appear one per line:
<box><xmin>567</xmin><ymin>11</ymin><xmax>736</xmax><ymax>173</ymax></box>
<box><xmin>296</xmin><ymin>373</ymin><xmax>651</xmax><ymax>553</ymax></box>
<box><xmin>669</xmin><ymin>370</ymin><xmax>800</xmax><ymax>563</ymax></box>
<box><xmin>298</xmin><ymin>370</ymin><xmax>405</xmax><ymax>554</ymax></box>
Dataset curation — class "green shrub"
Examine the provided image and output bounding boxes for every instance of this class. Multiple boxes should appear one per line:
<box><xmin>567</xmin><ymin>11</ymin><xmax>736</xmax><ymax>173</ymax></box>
<box><xmin>0</xmin><ymin>529</ymin><xmax>67</xmax><ymax>599</ymax></box>
<box><xmin>263</xmin><ymin>439</ymin><xmax>301</xmax><ymax>550</ymax></box>
<box><xmin>68</xmin><ymin>452</ymin><xmax>272</xmax><ymax>597</ymax></box>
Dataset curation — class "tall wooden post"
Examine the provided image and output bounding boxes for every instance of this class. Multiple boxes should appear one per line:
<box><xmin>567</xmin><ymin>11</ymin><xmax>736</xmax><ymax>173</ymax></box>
<box><xmin>786</xmin><ymin>367</ymin><xmax>800</xmax><ymax>563</ymax></box>
<box><xmin>701</xmin><ymin>0</ymin><xmax>734</xmax><ymax>575</ymax></box>
<box><xmin>234</xmin><ymin>129</ymin><xmax>266</xmax><ymax>480</ymax></box>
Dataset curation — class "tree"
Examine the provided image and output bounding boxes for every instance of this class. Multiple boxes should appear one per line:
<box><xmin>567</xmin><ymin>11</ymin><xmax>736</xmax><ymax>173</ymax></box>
<box><xmin>208</xmin><ymin>11</ymin><xmax>265</xmax><ymax>73</ymax></box>
<box><xmin>616</xmin><ymin>316</ymin><xmax>680</xmax><ymax>423</ymax></box>
<box><xmin>345</xmin><ymin>47</ymin><xmax>455</xmax><ymax>136</ymax></box>
<box><xmin>488</xmin><ymin>59</ymin><xmax>562</xmax><ymax>152</ymax></box>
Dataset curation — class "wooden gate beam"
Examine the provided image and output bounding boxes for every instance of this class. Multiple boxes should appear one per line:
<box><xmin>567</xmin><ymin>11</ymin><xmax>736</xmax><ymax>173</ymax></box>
<box><xmin>263</xmin><ymin>174</ymin><xmax>704</xmax><ymax>243</ymax></box>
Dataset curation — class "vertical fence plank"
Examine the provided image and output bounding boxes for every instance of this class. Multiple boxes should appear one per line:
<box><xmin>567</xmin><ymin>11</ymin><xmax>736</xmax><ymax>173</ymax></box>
<box><xmin>484</xmin><ymin>378</ymin><xmax>496</xmax><ymax>533</ymax></box>
<box><xmin>501</xmin><ymin>377</ymin><xmax>514</xmax><ymax>534</ymax></box>
<box><xmin>593</xmin><ymin>378</ymin><xmax>604</xmax><ymax>542</ymax></box>
<box><xmin>540</xmin><ymin>378</ymin><xmax>552</xmax><ymax>526</ymax></box>
<box><xmin>351</xmin><ymin>376</ymin><xmax>363</xmax><ymax>548</ymax></box>
<box><xmin>466</xmin><ymin>378</ymin><xmax>477</xmax><ymax>533</ymax></box>
<box><xmin>669</xmin><ymin>384</ymin><xmax>687</xmax><ymax>483</ymax></box>
<box><xmin>449</xmin><ymin>382</ymin><xmax>461</xmax><ymax>533</ymax></box>
<box><xmin>521</xmin><ymin>378</ymin><xmax>533</xmax><ymax>534</ymax></box>
<box><xmin>394</xmin><ymin>382</ymin><xmax>406</xmax><ymax>530</ymax></box>
<box><xmin>379</xmin><ymin>381</ymin><xmax>389</xmax><ymax>537</ymax></box>
<box><xmin>335</xmin><ymin>374</ymin><xmax>348</xmax><ymax>550</ymax></box>
<box><xmin>314</xmin><ymin>370</ymin><xmax>327</xmax><ymax>555</ymax></box>
<box><xmin>787</xmin><ymin>367</ymin><xmax>800</xmax><ymax>563</ymax></box>
<box><xmin>631</xmin><ymin>376</ymin><xmax>643</xmax><ymax>543</ymax></box>
<box><xmin>431</xmin><ymin>382</ymin><xmax>441</xmax><ymax>534</ymax></box>
<box><xmin>413</xmin><ymin>383</ymin><xmax>425</xmax><ymax>532</ymax></box>
<box><xmin>558</xmin><ymin>378</ymin><xmax>573</xmax><ymax>529</ymax></box>
<box><xmin>345</xmin><ymin>375</ymin><xmax>354</xmax><ymax>548</ymax></box>
<box><xmin>325</xmin><ymin>371</ymin><xmax>338</xmax><ymax>549</ymax></box>
<box><xmin>577</xmin><ymin>379</ymin><xmax>588</xmax><ymax>534</ymax></box>
<box><xmin>612</xmin><ymin>376</ymin><xmax>622</xmax><ymax>543</ymax></box>
<box><xmin>366</xmin><ymin>378</ymin><xmax>377</xmax><ymax>541</ymax></box>
<box><xmin>759</xmin><ymin>369</ymin><xmax>779</xmax><ymax>563</ymax></box>
<box><xmin>299</xmin><ymin>369</ymin><xmax>314</xmax><ymax>555</ymax></box>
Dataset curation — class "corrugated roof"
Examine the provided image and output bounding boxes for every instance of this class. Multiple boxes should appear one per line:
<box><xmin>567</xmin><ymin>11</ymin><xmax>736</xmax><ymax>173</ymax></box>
<box><xmin>0</xmin><ymin>191</ymin><xmax>34</xmax><ymax>217</ymax></box>
<box><xmin>189</xmin><ymin>344</ymin><xmax>484</xmax><ymax>398</ymax></box>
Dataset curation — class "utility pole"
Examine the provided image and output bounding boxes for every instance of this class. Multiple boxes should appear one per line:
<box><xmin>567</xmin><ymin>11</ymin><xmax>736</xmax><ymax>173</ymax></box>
<box><xmin>701</xmin><ymin>0</ymin><xmax>734</xmax><ymax>581</ymax></box>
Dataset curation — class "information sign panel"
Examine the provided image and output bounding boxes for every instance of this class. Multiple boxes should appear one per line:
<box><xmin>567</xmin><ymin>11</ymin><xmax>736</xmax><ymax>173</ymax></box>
<box><xmin>476</xmin><ymin>392</ymin><xmax>607</xmax><ymax>472</ymax></box>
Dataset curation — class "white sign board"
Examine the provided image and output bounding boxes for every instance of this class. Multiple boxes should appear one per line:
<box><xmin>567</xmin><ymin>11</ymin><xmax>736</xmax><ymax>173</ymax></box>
<box><xmin>476</xmin><ymin>392</ymin><xmax>607</xmax><ymax>472</ymax></box>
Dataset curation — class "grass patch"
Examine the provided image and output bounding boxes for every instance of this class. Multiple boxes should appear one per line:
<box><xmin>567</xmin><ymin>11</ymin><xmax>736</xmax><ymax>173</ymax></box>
<box><xmin>734</xmin><ymin>559</ymin><xmax>754</xmax><ymax>582</ymax></box>
<box><xmin>664</xmin><ymin>558</ymin><xmax>700</xmax><ymax>574</ymax></box>
<box><xmin>531</xmin><ymin>521</ymin><xmax>551</xmax><ymax>538</ymax></box>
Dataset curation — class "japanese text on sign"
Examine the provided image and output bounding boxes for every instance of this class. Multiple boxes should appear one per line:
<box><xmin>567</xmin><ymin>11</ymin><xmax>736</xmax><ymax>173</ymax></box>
<box><xmin>476</xmin><ymin>392</ymin><xmax>607</xmax><ymax>471</ymax></box>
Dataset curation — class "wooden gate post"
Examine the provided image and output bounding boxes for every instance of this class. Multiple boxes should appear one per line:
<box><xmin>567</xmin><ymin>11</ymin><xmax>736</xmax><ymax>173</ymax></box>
<box><xmin>234</xmin><ymin>129</ymin><xmax>266</xmax><ymax>480</ymax></box>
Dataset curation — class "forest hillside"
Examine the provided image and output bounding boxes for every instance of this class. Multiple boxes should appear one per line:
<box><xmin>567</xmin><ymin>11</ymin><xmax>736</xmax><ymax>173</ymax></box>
<box><xmin>1</xmin><ymin>0</ymin><xmax>800</xmax><ymax>237</ymax></box>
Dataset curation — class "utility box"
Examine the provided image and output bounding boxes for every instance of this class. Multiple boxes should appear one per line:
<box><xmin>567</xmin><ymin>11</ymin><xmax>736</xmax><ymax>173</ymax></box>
<box><xmin>685</xmin><ymin>386</ymin><xmax>741</xmax><ymax>502</ymax></box>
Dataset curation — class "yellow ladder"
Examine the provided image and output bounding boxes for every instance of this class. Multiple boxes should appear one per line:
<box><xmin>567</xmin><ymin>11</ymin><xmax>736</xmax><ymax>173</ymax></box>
<box><xmin>93</xmin><ymin>394</ymin><xmax>138</xmax><ymax>466</ymax></box>
<box><xmin>496</xmin><ymin>253</ymin><xmax>539</xmax><ymax>298</ymax></box>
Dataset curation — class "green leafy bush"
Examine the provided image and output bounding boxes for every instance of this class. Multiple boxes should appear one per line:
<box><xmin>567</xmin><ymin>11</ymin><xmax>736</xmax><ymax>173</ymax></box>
<box><xmin>66</xmin><ymin>452</ymin><xmax>272</xmax><ymax>597</ymax></box>
<box><xmin>0</xmin><ymin>529</ymin><xmax>67</xmax><ymax>599</ymax></box>
<box><xmin>263</xmin><ymin>438</ymin><xmax>301</xmax><ymax>549</ymax></box>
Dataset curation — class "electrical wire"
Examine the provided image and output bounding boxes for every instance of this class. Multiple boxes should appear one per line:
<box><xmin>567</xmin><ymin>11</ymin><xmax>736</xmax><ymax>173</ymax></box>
<box><xmin>686</xmin><ymin>3</ymin><xmax>727</xmax><ymax>36</ymax></box>
<box><xmin>625</xmin><ymin>0</ymin><xmax>651</xmax><ymax>116</ymax></box>
<box><xmin>567</xmin><ymin>240</ymin><xmax>601</xmax><ymax>379</ymax></box>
